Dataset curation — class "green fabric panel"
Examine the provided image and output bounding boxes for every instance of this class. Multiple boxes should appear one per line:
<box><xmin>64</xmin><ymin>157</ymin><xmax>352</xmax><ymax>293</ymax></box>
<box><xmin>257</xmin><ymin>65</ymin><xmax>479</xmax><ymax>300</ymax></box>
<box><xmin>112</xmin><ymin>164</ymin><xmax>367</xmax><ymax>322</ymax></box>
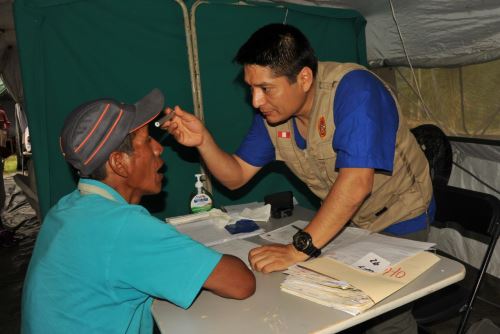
<box><xmin>14</xmin><ymin>0</ymin><xmax>197</xmax><ymax>218</ymax></box>
<box><xmin>193</xmin><ymin>1</ymin><xmax>367</xmax><ymax>209</ymax></box>
<box><xmin>14</xmin><ymin>0</ymin><xmax>366</xmax><ymax>218</ymax></box>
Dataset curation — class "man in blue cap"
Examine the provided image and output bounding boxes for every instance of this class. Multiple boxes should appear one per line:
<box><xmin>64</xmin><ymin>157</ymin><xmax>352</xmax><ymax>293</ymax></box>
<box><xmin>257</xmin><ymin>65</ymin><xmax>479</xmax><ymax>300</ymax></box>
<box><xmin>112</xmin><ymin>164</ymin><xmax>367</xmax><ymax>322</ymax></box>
<box><xmin>22</xmin><ymin>89</ymin><xmax>255</xmax><ymax>334</ymax></box>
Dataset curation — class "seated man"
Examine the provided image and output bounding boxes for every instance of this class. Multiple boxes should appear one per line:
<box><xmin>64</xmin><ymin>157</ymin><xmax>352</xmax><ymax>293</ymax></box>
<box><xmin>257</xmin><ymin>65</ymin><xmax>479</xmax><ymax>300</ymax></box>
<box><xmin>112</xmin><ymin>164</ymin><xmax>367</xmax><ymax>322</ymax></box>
<box><xmin>21</xmin><ymin>89</ymin><xmax>255</xmax><ymax>334</ymax></box>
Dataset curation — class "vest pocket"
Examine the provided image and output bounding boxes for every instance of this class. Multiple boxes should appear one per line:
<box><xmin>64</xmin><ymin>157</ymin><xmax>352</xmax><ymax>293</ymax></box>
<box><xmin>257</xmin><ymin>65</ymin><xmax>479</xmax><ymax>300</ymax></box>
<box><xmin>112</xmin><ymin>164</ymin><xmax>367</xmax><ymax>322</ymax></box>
<box><xmin>355</xmin><ymin>193</ymin><xmax>400</xmax><ymax>224</ymax></box>
<box><xmin>354</xmin><ymin>189</ymin><xmax>428</xmax><ymax>232</ymax></box>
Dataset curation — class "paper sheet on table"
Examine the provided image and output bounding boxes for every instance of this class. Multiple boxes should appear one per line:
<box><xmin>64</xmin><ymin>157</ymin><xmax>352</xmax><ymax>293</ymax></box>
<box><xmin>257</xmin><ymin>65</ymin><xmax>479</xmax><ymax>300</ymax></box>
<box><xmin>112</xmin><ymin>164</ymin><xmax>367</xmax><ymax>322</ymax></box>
<box><xmin>166</xmin><ymin>208</ymin><xmax>231</xmax><ymax>226</ymax></box>
<box><xmin>222</xmin><ymin>202</ymin><xmax>271</xmax><ymax>222</ymax></box>
<box><xmin>175</xmin><ymin>218</ymin><xmax>264</xmax><ymax>247</ymax></box>
<box><xmin>223</xmin><ymin>202</ymin><xmax>263</xmax><ymax>215</ymax></box>
<box><xmin>300</xmin><ymin>251</ymin><xmax>440</xmax><ymax>303</ymax></box>
<box><xmin>259</xmin><ymin>220</ymin><xmax>309</xmax><ymax>244</ymax></box>
<box><xmin>261</xmin><ymin>223</ymin><xmax>435</xmax><ymax>268</ymax></box>
<box><xmin>212</xmin><ymin>239</ymin><xmax>259</xmax><ymax>268</ymax></box>
<box><xmin>325</xmin><ymin>229</ymin><xmax>437</xmax><ymax>268</ymax></box>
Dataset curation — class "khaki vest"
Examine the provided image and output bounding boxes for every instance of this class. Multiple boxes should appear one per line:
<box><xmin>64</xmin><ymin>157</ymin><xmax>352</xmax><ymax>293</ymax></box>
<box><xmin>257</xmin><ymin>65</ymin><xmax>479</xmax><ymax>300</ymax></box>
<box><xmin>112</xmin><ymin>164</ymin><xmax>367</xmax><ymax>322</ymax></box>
<box><xmin>265</xmin><ymin>62</ymin><xmax>432</xmax><ymax>232</ymax></box>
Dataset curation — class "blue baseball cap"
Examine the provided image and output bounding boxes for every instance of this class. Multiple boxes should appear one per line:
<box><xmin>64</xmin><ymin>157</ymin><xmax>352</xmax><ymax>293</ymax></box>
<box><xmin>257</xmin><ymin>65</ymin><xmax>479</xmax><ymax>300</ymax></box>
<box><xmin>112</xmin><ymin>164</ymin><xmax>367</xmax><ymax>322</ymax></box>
<box><xmin>60</xmin><ymin>88</ymin><xmax>164</xmax><ymax>176</ymax></box>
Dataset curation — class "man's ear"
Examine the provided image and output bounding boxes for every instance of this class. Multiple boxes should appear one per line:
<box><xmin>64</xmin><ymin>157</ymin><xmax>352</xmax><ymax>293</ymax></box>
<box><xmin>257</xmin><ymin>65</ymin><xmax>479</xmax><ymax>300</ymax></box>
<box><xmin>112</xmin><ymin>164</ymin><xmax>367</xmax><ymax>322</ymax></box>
<box><xmin>108</xmin><ymin>151</ymin><xmax>130</xmax><ymax>178</ymax></box>
<box><xmin>297</xmin><ymin>67</ymin><xmax>314</xmax><ymax>92</ymax></box>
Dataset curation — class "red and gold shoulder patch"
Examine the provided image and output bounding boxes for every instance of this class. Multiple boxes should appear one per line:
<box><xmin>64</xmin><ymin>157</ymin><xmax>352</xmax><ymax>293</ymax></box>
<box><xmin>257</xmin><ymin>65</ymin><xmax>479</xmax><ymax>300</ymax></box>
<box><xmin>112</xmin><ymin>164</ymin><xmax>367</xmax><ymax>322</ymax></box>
<box><xmin>318</xmin><ymin>116</ymin><xmax>327</xmax><ymax>138</ymax></box>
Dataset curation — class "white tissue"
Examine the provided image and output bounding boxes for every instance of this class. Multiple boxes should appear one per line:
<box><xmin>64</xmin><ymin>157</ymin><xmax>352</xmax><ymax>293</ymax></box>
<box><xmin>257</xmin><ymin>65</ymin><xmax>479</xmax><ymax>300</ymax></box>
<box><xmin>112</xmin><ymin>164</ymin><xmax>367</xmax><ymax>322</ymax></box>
<box><xmin>238</xmin><ymin>204</ymin><xmax>271</xmax><ymax>222</ymax></box>
<box><xmin>208</xmin><ymin>208</ymin><xmax>232</xmax><ymax>221</ymax></box>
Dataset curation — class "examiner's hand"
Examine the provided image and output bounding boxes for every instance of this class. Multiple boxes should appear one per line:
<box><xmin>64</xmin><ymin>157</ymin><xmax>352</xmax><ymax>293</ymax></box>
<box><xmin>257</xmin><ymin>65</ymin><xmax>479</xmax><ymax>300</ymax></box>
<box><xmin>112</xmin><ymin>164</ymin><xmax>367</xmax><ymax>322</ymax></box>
<box><xmin>248</xmin><ymin>244</ymin><xmax>308</xmax><ymax>273</ymax></box>
<box><xmin>162</xmin><ymin>106</ymin><xmax>207</xmax><ymax>147</ymax></box>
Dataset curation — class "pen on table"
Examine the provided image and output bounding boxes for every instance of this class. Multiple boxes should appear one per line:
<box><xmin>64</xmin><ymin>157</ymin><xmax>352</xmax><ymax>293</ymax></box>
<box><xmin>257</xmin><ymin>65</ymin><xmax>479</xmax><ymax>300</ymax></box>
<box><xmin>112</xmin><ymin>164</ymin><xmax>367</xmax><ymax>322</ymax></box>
<box><xmin>291</xmin><ymin>225</ymin><xmax>302</xmax><ymax>231</ymax></box>
<box><xmin>154</xmin><ymin>112</ymin><xmax>175</xmax><ymax>127</ymax></box>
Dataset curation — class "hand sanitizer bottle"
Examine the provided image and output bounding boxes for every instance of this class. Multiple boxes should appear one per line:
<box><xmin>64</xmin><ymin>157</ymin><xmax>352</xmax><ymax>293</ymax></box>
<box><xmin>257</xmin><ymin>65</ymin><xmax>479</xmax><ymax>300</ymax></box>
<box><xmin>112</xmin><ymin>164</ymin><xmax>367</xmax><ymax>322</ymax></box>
<box><xmin>189</xmin><ymin>174</ymin><xmax>213</xmax><ymax>213</ymax></box>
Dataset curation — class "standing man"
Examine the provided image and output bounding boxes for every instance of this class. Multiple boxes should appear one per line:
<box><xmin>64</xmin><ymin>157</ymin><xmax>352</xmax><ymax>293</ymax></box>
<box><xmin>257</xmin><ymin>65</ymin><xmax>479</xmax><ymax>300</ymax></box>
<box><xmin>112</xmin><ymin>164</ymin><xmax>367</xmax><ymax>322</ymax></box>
<box><xmin>164</xmin><ymin>24</ymin><xmax>433</xmax><ymax>333</ymax></box>
<box><xmin>22</xmin><ymin>89</ymin><xmax>255</xmax><ymax>334</ymax></box>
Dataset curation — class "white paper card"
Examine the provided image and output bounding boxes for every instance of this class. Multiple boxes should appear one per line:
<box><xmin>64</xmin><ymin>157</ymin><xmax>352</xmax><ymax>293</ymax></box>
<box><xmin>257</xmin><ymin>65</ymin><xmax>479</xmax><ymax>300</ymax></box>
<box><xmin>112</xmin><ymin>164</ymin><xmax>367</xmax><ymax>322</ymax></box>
<box><xmin>352</xmin><ymin>252</ymin><xmax>391</xmax><ymax>273</ymax></box>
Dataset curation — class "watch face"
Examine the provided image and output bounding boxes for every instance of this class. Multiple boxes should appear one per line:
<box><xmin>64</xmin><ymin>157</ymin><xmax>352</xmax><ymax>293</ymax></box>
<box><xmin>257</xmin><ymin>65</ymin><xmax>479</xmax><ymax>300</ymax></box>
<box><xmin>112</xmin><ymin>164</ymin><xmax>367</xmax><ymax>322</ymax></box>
<box><xmin>293</xmin><ymin>231</ymin><xmax>311</xmax><ymax>251</ymax></box>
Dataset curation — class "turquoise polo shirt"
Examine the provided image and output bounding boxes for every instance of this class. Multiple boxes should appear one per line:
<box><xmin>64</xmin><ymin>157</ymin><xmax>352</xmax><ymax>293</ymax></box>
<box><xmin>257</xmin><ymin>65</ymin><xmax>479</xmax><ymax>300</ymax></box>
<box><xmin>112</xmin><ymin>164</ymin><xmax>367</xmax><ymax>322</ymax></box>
<box><xmin>22</xmin><ymin>178</ymin><xmax>222</xmax><ymax>334</ymax></box>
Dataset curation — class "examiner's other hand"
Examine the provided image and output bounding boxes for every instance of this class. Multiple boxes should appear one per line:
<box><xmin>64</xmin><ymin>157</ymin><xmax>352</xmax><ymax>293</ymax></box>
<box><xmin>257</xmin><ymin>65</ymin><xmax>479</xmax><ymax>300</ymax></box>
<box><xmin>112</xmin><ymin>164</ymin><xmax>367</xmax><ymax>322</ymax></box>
<box><xmin>248</xmin><ymin>244</ymin><xmax>308</xmax><ymax>273</ymax></box>
<box><xmin>161</xmin><ymin>106</ymin><xmax>207</xmax><ymax>147</ymax></box>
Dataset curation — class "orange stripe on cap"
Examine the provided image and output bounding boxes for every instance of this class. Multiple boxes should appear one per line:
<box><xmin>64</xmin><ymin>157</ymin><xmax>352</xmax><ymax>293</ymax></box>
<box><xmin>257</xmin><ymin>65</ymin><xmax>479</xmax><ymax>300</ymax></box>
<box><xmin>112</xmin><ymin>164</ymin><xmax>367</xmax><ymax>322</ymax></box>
<box><xmin>129</xmin><ymin>110</ymin><xmax>162</xmax><ymax>133</ymax></box>
<box><xmin>83</xmin><ymin>109</ymin><xmax>123</xmax><ymax>166</ymax></box>
<box><xmin>74</xmin><ymin>103</ymin><xmax>111</xmax><ymax>153</ymax></box>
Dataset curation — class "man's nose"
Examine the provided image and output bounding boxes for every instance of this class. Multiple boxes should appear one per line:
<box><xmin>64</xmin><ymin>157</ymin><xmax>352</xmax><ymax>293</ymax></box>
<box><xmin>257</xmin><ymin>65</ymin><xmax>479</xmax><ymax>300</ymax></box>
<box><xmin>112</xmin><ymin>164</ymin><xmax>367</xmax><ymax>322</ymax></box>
<box><xmin>153</xmin><ymin>139</ymin><xmax>163</xmax><ymax>156</ymax></box>
<box><xmin>252</xmin><ymin>89</ymin><xmax>265</xmax><ymax>109</ymax></box>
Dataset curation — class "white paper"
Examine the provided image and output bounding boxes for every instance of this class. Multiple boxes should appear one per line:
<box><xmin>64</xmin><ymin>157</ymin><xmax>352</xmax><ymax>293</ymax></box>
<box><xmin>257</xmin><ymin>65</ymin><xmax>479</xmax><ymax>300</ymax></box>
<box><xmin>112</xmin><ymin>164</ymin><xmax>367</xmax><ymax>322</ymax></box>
<box><xmin>281</xmin><ymin>269</ymin><xmax>374</xmax><ymax>315</ymax></box>
<box><xmin>223</xmin><ymin>202</ymin><xmax>263</xmax><ymax>215</ymax></box>
<box><xmin>259</xmin><ymin>220</ymin><xmax>309</xmax><ymax>244</ymax></box>
<box><xmin>284</xmin><ymin>266</ymin><xmax>352</xmax><ymax>290</ymax></box>
<box><xmin>325</xmin><ymin>230</ymin><xmax>436</xmax><ymax>266</ymax></box>
<box><xmin>259</xmin><ymin>223</ymin><xmax>435</xmax><ymax>266</ymax></box>
<box><xmin>351</xmin><ymin>252</ymin><xmax>391</xmax><ymax>273</ymax></box>
<box><xmin>166</xmin><ymin>208</ymin><xmax>231</xmax><ymax>226</ymax></box>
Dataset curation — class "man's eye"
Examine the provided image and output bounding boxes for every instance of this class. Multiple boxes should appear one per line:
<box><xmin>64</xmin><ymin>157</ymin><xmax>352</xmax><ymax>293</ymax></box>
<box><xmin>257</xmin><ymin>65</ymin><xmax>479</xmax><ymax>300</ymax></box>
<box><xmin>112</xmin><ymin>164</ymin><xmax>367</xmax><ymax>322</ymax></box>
<box><xmin>262</xmin><ymin>87</ymin><xmax>271</xmax><ymax>93</ymax></box>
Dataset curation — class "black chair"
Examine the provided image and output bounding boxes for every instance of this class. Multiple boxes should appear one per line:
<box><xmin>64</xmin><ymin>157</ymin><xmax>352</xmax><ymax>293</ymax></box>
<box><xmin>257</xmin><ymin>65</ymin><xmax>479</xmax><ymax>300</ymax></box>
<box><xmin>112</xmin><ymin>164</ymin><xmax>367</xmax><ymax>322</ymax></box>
<box><xmin>410</xmin><ymin>124</ymin><xmax>453</xmax><ymax>187</ymax></box>
<box><xmin>412</xmin><ymin>184</ymin><xmax>500</xmax><ymax>333</ymax></box>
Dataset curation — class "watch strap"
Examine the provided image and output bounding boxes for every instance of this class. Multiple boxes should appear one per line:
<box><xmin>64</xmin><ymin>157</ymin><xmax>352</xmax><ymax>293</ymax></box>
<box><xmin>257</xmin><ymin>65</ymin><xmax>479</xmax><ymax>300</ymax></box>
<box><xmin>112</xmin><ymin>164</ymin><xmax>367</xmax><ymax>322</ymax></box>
<box><xmin>303</xmin><ymin>242</ymin><xmax>321</xmax><ymax>258</ymax></box>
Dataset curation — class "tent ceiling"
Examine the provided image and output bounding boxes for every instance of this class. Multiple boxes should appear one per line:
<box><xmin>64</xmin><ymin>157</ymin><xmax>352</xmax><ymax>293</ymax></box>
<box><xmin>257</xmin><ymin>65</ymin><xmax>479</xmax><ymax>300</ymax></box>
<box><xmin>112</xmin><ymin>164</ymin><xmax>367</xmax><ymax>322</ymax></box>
<box><xmin>269</xmin><ymin>0</ymin><xmax>500</xmax><ymax>67</ymax></box>
<box><xmin>1</xmin><ymin>0</ymin><xmax>500</xmax><ymax>76</ymax></box>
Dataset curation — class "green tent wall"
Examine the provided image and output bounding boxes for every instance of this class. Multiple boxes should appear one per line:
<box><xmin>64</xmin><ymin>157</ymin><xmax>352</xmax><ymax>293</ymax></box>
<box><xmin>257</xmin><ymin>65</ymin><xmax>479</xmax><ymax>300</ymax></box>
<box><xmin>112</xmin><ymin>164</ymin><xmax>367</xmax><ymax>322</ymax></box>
<box><xmin>193</xmin><ymin>2</ymin><xmax>367</xmax><ymax>209</ymax></box>
<box><xmin>14</xmin><ymin>0</ymin><xmax>366</xmax><ymax>219</ymax></box>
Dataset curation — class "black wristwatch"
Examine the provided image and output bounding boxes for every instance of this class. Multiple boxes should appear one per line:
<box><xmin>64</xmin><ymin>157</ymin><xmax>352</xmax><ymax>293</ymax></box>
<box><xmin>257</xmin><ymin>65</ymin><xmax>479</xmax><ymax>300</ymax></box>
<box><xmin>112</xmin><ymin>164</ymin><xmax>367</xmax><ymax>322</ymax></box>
<box><xmin>292</xmin><ymin>225</ymin><xmax>321</xmax><ymax>258</ymax></box>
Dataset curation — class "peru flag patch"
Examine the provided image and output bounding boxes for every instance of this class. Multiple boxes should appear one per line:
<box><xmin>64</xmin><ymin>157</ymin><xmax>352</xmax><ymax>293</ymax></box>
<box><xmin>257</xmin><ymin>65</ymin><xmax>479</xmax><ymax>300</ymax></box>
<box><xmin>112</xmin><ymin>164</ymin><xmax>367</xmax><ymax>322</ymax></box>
<box><xmin>278</xmin><ymin>131</ymin><xmax>291</xmax><ymax>139</ymax></box>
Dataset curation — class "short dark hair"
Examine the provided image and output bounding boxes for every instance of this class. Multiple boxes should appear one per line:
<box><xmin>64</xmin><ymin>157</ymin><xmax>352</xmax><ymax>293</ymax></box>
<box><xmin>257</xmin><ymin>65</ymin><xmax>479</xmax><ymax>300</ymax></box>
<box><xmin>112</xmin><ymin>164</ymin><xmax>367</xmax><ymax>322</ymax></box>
<box><xmin>234</xmin><ymin>24</ymin><xmax>318</xmax><ymax>82</ymax></box>
<box><xmin>88</xmin><ymin>132</ymin><xmax>135</xmax><ymax>180</ymax></box>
